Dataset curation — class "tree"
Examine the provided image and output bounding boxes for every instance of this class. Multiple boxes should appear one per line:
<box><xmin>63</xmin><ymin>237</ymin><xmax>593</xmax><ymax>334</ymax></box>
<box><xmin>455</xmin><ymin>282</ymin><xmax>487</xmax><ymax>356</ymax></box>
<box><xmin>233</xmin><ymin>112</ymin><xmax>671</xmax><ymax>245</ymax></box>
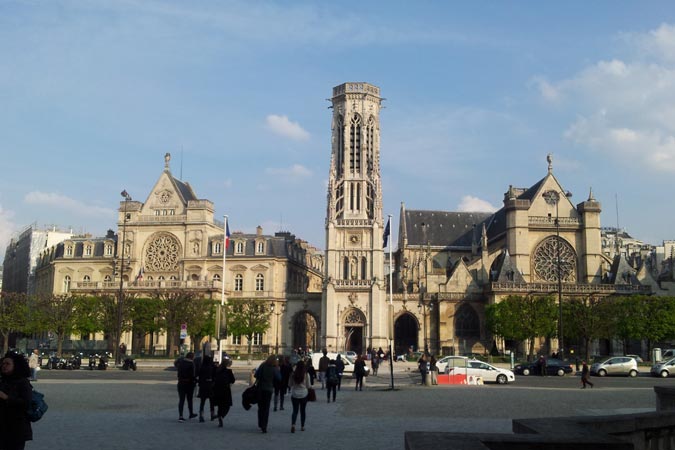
<box><xmin>226</xmin><ymin>298</ymin><xmax>271</xmax><ymax>357</ymax></box>
<box><xmin>485</xmin><ymin>295</ymin><xmax>557</xmax><ymax>361</ymax></box>
<box><xmin>34</xmin><ymin>293</ymin><xmax>80</xmax><ymax>355</ymax></box>
<box><xmin>158</xmin><ymin>290</ymin><xmax>214</xmax><ymax>356</ymax></box>
<box><xmin>0</xmin><ymin>292</ymin><xmax>29</xmax><ymax>354</ymax></box>
<box><xmin>562</xmin><ymin>295</ymin><xmax>609</xmax><ymax>361</ymax></box>
<box><xmin>129</xmin><ymin>297</ymin><xmax>165</xmax><ymax>354</ymax></box>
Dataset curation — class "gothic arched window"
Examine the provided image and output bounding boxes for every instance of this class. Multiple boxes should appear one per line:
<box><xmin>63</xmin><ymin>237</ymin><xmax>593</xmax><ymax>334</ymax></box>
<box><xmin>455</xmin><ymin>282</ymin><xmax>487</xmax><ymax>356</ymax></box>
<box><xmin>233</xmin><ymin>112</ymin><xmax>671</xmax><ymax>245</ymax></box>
<box><xmin>455</xmin><ymin>304</ymin><xmax>480</xmax><ymax>338</ymax></box>
<box><xmin>349</xmin><ymin>115</ymin><xmax>362</xmax><ymax>172</ymax></box>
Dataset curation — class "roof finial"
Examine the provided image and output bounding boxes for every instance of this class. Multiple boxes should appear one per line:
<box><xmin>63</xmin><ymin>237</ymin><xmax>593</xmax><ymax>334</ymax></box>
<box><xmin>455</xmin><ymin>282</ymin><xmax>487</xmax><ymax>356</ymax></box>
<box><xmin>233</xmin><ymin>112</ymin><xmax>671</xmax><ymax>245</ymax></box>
<box><xmin>588</xmin><ymin>187</ymin><xmax>595</xmax><ymax>201</ymax></box>
<box><xmin>547</xmin><ymin>153</ymin><xmax>553</xmax><ymax>173</ymax></box>
<box><xmin>164</xmin><ymin>152</ymin><xmax>171</xmax><ymax>170</ymax></box>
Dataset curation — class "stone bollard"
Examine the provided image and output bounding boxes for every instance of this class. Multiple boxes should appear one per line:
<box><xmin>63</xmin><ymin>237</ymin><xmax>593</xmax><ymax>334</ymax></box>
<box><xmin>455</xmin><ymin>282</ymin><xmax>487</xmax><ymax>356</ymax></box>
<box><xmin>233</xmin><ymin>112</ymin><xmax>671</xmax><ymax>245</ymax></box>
<box><xmin>425</xmin><ymin>372</ymin><xmax>432</xmax><ymax>386</ymax></box>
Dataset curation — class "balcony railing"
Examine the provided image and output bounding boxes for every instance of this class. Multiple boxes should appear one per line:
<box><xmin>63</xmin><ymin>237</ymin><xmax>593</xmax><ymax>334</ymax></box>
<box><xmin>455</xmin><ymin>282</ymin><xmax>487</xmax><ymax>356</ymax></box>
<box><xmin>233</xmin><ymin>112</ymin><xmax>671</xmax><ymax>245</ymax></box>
<box><xmin>71</xmin><ymin>280</ymin><xmax>222</xmax><ymax>291</ymax></box>
<box><xmin>529</xmin><ymin>216</ymin><xmax>581</xmax><ymax>227</ymax></box>
<box><xmin>489</xmin><ymin>282</ymin><xmax>652</xmax><ymax>295</ymax></box>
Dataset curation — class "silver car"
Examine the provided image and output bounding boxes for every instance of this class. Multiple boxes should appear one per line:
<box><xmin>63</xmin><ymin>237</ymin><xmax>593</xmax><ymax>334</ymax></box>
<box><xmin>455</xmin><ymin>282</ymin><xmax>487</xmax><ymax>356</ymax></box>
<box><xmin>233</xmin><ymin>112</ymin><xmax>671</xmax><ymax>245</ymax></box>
<box><xmin>591</xmin><ymin>356</ymin><xmax>639</xmax><ymax>377</ymax></box>
<box><xmin>651</xmin><ymin>357</ymin><xmax>675</xmax><ymax>378</ymax></box>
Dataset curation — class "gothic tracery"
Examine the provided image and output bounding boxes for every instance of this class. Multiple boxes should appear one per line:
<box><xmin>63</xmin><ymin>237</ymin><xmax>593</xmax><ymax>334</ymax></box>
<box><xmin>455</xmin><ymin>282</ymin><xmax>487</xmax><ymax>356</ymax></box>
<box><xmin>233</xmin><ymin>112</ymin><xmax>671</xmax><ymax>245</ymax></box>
<box><xmin>145</xmin><ymin>233</ymin><xmax>180</xmax><ymax>272</ymax></box>
<box><xmin>532</xmin><ymin>236</ymin><xmax>577</xmax><ymax>282</ymax></box>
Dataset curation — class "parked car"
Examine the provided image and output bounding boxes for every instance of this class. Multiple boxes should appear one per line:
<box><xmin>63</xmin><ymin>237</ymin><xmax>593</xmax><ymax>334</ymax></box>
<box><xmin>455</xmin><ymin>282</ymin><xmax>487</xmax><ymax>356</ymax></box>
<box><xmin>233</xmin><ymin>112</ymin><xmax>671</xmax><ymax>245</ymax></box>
<box><xmin>625</xmin><ymin>354</ymin><xmax>644</xmax><ymax>363</ymax></box>
<box><xmin>661</xmin><ymin>349</ymin><xmax>675</xmax><ymax>360</ymax></box>
<box><xmin>310</xmin><ymin>352</ymin><xmax>369</xmax><ymax>376</ymax></box>
<box><xmin>514</xmin><ymin>358</ymin><xmax>574</xmax><ymax>377</ymax></box>
<box><xmin>457</xmin><ymin>360</ymin><xmax>515</xmax><ymax>385</ymax></box>
<box><xmin>651</xmin><ymin>357</ymin><xmax>675</xmax><ymax>378</ymax></box>
<box><xmin>435</xmin><ymin>356</ymin><xmax>471</xmax><ymax>373</ymax></box>
<box><xmin>591</xmin><ymin>356</ymin><xmax>639</xmax><ymax>377</ymax></box>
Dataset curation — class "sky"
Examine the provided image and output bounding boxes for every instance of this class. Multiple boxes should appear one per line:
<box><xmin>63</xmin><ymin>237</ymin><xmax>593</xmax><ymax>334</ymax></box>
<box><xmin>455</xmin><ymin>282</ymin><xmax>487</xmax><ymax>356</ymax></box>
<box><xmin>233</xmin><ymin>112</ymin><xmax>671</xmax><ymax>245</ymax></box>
<box><xmin>2</xmin><ymin>1</ymin><xmax>675</xmax><ymax>260</ymax></box>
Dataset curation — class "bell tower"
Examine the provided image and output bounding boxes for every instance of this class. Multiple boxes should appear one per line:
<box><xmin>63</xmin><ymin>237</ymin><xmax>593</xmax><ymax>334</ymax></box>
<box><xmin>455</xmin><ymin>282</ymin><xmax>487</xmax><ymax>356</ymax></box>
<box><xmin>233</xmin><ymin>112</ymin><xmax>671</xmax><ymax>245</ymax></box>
<box><xmin>322</xmin><ymin>82</ymin><xmax>388</xmax><ymax>354</ymax></box>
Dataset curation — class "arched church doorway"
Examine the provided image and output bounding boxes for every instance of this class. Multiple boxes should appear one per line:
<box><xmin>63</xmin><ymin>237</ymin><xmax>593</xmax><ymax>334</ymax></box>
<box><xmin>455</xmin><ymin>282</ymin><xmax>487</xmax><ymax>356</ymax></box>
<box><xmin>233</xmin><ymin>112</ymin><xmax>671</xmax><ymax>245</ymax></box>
<box><xmin>394</xmin><ymin>313</ymin><xmax>419</xmax><ymax>356</ymax></box>
<box><xmin>342</xmin><ymin>308</ymin><xmax>366</xmax><ymax>355</ymax></box>
<box><xmin>292</xmin><ymin>311</ymin><xmax>318</xmax><ymax>352</ymax></box>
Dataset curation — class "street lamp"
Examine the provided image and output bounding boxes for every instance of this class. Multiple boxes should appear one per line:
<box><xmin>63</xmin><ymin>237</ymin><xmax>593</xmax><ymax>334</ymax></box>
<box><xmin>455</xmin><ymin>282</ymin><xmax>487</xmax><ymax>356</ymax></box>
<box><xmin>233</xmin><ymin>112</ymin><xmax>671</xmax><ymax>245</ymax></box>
<box><xmin>542</xmin><ymin>189</ymin><xmax>572</xmax><ymax>360</ymax></box>
<box><xmin>115</xmin><ymin>190</ymin><xmax>132</xmax><ymax>366</ymax></box>
<box><xmin>270</xmin><ymin>302</ymin><xmax>286</xmax><ymax>355</ymax></box>
<box><xmin>417</xmin><ymin>300</ymin><xmax>433</xmax><ymax>354</ymax></box>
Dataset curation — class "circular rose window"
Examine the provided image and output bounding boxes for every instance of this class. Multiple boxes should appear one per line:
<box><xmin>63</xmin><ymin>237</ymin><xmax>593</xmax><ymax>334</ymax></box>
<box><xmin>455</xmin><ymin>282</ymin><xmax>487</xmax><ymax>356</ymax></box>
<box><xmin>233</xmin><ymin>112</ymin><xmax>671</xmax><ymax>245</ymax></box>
<box><xmin>532</xmin><ymin>236</ymin><xmax>577</xmax><ymax>282</ymax></box>
<box><xmin>145</xmin><ymin>234</ymin><xmax>180</xmax><ymax>272</ymax></box>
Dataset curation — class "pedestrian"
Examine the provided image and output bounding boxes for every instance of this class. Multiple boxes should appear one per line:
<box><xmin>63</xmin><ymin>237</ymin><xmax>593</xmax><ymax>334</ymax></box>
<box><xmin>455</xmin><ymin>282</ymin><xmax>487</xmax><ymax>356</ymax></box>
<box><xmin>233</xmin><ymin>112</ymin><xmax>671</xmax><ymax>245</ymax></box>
<box><xmin>429</xmin><ymin>355</ymin><xmax>438</xmax><ymax>385</ymax></box>
<box><xmin>290</xmin><ymin>360</ymin><xmax>311</xmax><ymax>433</ymax></box>
<box><xmin>197</xmin><ymin>355</ymin><xmax>215</xmax><ymax>422</ymax></box>
<box><xmin>0</xmin><ymin>352</ymin><xmax>33</xmax><ymax>450</ymax></box>
<box><xmin>213</xmin><ymin>358</ymin><xmax>235</xmax><ymax>428</ymax></box>
<box><xmin>335</xmin><ymin>355</ymin><xmax>345</xmax><ymax>390</ymax></box>
<box><xmin>537</xmin><ymin>355</ymin><xmax>547</xmax><ymax>376</ymax></box>
<box><xmin>418</xmin><ymin>354</ymin><xmax>428</xmax><ymax>385</ymax></box>
<box><xmin>255</xmin><ymin>355</ymin><xmax>280</xmax><ymax>433</ymax></box>
<box><xmin>175</xmin><ymin>352</ymin><xmax>198</xmax><ymax>422</ymax></box>
<box><xmin>371</xmin><ymin>352</ymin><xmax>379</xmax><ymax>376</ymax></box>
<box><xmin>306</xmin><ymin>358</ymin><xmax>316</xmax><ymax>385</ymax></box>
<box><xmin>28</xmin><ymin>350</ymin><xmax>39</xmax><ymax>382</ymax></box>
<box><xmin>354</xmin><ymin>354</ymin><xmax>367</xmax><ymax>391</ymax></box>
<box><xmin>318</xmin><ymin>349</ymin><xmax>329</xmax><ymax>389</ymax></box>
<box><xmin>325</xmin><ymin>359</ymin><xmax>339</xmax><ymax>402</ymax></box>
<box><xmin>581</xmin><ymin>360</ymin><xmax>594</xmax><ymax>389</ymax></box>
<box><xmin>275</xmin><ymin>357</ymin><xmax>292</xmax><ymax>411</ymax></box>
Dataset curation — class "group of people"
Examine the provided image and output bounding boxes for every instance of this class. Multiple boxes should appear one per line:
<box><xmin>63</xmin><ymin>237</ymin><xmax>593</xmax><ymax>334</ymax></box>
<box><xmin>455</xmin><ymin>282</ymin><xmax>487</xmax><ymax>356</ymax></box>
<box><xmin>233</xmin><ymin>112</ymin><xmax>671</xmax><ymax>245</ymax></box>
<box><xmin>0</xmin><ymin>351</ymin><xmax>33</xmax><ymax>450</ymax></box>
<box><xmin>174</xmin><ymin>352</ymin><xmax>235</xmax><ymax>427</ymax></box>
<box><xmin>417</xmin><ymin>353</ymin><xmax>439</xmax><ymax>385</ymax></box>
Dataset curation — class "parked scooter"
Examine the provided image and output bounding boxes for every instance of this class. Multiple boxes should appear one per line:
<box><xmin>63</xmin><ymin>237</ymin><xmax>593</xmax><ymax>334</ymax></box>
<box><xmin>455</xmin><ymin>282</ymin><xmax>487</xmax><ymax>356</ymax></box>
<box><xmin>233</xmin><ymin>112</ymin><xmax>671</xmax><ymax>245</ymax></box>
<box><xmin>122</xmin><ymin>356</ymin><xmax>137</xmax><ymax>371</ymax></box>
<box><xmin>46</xmin><ymin>352</ymin><xmax>60</xmax><ymax>370</ymax></box>
<box><xmin>68</xmin><ymin>352</ymin><xmax>83</xmax><ymax>370</ymax></box>
<box><xmin>98</xmin><ymin>352</ymin><xmax>110</xmax><ymax>370</ymax></box>
<box><xmin>88</xmin><ymin>353</ymin><xmax>98</xmax><ymax>370</ymax></box>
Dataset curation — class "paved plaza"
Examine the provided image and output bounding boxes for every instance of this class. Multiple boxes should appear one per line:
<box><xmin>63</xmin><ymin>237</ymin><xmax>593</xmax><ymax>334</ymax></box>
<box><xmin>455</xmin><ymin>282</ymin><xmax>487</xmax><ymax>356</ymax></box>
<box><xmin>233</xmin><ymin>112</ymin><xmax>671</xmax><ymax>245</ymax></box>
<box><xmin>26</xmin><ymin>361</ymin><xmax>668</xmax><ymax>450</ymax></box>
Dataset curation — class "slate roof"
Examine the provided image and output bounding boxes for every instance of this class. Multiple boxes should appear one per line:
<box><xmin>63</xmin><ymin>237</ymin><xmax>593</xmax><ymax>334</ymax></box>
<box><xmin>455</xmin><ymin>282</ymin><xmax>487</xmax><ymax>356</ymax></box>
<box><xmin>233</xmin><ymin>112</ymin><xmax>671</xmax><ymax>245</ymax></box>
<box><xmin>404</xmin><ymin>210</ymin><xmax>493</xmax><ymax>248</ymax></box>
<box><xmin>172</xmin><ymin>177</ymin><xmax>198</xmax><ymax>203</ymax></box>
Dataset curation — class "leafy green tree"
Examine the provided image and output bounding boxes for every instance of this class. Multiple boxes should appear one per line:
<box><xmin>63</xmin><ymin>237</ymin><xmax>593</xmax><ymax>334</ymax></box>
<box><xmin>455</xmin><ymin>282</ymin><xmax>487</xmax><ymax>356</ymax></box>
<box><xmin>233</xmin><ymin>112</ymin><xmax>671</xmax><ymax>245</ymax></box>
<box><xmin>563</xmin><ymin>295</ymin><xmax>609</xmax><ymax>361</ymax></box>
<box><xmin>158</xmin><ymin>290</ymin><xmax>214</xmax><ymax>356</ymax></box>
<box><xmin>129</xmin><ymin>297</ymin><xmax>165</xmax><ymax>354</ymax></box>
<box><xmin>226</xmin><ymin>298</ymin><xmax>271</xmax><ymax>357</ymax></box>
<box><xmin>485</xmin><ymin>295</ymin><xmax>557</xmax><ymax>361</ymax></box>
<box><xmin>34</xmin><ymin>293</ymin><xmax>80</xmax><ymax>355</ymax></box>
<box><xmin>0</xmin><ymin>292</ymin><xmax>29</xmax><ymax>354</ymax></box>
<box><xmin>640</xmin><ymin>296</ymin><xmax>675</xmax><ymax>355</ymax></box>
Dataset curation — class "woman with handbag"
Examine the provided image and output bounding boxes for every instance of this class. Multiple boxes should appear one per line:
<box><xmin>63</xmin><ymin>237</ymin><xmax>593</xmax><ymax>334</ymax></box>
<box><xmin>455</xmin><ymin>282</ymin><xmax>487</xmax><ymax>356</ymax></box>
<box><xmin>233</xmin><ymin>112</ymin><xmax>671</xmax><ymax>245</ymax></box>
<box><xmin>0</xmin><ymin>352</ymin><xmax>33</xmax><ymax>450</ymax></box>
<box><xmin>213</xmin><ymin>358</ymin><xmax>235</xmax><ymax>427</ymax></box>
<box><xmin>290</xmin><ymin>360</ymin><xmax>311</xmax><ymax>433</ymax></box>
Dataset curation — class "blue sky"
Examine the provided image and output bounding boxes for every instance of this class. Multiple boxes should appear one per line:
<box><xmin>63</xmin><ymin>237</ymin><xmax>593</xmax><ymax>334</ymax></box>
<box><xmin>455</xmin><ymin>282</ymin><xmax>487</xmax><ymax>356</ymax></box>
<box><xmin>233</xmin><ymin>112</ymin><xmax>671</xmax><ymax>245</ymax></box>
<box><xmin>2</xmin><ymin>1</ymin><xmax>675</xmax><ymax>259</ymax></box>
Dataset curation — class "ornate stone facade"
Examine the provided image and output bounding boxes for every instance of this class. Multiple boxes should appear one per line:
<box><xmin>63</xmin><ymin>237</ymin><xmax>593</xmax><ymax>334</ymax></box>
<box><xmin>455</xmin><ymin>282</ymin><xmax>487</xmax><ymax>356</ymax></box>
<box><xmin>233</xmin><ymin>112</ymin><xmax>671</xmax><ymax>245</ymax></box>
<box><xmin>35</xmin><ymin>154</ymin><xmax>324</xmax><ymax>355</ymax></box>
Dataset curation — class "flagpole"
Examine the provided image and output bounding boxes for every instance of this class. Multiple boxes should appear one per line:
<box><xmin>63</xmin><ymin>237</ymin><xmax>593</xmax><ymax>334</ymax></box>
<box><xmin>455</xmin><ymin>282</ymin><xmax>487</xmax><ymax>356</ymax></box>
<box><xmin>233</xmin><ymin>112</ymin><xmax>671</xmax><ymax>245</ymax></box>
<box><xmin>217</xmin><ymin>215</ymin><xmax>229</xmax><ymax>361</ymax></box>
<box><xmin>386</xmin><ymin>214</ymin><xmax>395</xmax><ymax>390</ymax></box>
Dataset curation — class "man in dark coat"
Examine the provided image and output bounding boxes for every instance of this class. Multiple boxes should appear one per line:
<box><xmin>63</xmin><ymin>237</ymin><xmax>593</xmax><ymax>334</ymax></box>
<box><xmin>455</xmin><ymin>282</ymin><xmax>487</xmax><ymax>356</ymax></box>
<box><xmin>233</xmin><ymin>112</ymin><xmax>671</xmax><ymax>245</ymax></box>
<box><xmin>175</xmin><ymin>352</ymin><xmax>198</xmax><ymax>422</ymax></box>
<box><xmin>213</xmin><ymin>358</ymin><xmax>235</xmax><ymax>427</ymax></box>
<box><xmin>255</xmin><ymin>356</ymin><xmax>281</xmax><ymax>433</ymax></box>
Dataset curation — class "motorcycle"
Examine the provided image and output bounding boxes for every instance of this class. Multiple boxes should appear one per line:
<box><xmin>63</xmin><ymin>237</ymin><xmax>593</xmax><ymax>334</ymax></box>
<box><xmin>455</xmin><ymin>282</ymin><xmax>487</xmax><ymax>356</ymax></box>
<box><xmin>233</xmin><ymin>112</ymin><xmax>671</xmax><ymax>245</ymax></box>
<box><xmin>122</xmin><ymin>356</ymin><xmax>137</xmax><ymax>371</ymax></box>
<box><xmin>88</xmin><ymin>353</ymin><xmax>98</xmax><ymax>370</ymax></box>
<box><xmin>68</xmin><ymin>353</ymin><xmax>83</xmax><ymax>370</ymax></box>
<box><xmin>98</xmin><ymin>352</ymin><xmax>111</xmax><ymax>370</ymax></box>
<box><xmin>46</xmin><ymin>353</ymin><xmax>60</xmax><ymax>370</ymax></box>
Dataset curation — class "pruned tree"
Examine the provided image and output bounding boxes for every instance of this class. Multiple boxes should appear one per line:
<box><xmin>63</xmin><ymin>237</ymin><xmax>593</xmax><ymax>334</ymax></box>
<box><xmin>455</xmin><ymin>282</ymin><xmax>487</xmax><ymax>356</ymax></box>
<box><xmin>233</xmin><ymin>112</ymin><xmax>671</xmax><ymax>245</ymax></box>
<box><xmin>34</xmin><ymin>293</ymin><xmax>80</xmax><ymax>355</ymax></box>
<box><xmin>129</xmin><ymin>297</ymin><xmax>165</xmax><ymax>354</ymax></box>
<box><xmin>158</xmin><ymin>290</ymin><xmax>214</xmax><ymax>356</ymax></box>
<box><xmin>226</xmin><ymin>298</ymin><xmax>271</xmax><ymax>357</ymax></box>
<box><xmin>562</xmin><ymin>294</ymin><xmax>609</xmax><ymax>361</ymax></box>
<box><xmin>0</xmin><ymin>292</ymin><xmax>29</xmax><ymax>354</ymax></box>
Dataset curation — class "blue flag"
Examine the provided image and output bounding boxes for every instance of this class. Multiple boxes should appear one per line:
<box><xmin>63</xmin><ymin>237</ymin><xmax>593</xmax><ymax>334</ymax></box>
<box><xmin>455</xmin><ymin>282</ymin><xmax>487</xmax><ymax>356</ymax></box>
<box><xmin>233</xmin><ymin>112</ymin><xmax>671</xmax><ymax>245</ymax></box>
<box><xmin>383</xmin><ymin>217</ymin><xmax>391</xmax><ymax>248</ymax></box>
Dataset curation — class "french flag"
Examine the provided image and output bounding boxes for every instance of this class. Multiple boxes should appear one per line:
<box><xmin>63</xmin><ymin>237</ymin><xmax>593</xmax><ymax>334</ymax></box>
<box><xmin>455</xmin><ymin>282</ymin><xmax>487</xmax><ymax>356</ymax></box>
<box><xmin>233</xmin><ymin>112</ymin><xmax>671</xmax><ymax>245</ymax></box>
<box><xmin>225</xmin><ymin>219</ymin><xmax>231</xmax><ymax>250</ymax></box>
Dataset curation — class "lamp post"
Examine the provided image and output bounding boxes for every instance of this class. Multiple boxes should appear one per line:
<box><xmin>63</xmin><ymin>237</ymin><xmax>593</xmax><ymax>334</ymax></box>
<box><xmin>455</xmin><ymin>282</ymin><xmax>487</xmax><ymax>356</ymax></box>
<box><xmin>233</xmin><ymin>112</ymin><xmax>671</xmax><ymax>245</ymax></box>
<box><xmin>270</xmin><ymin>302</ymin><xmax>286</xmax><ymax>355</ymax></box>
<box><xmin>543</xmin><ymin>189</ymin><xmax>572</xmax><ymax>361</ymax></box>
<box><xmin>418</xmin><ymin>300</ymin><xmax>433</xmax><ymax>354</ymax></box>
<box><xmin>115</xmin><ymin>190</ymin><xmax>132</xmax><ymax>366</ymax></box>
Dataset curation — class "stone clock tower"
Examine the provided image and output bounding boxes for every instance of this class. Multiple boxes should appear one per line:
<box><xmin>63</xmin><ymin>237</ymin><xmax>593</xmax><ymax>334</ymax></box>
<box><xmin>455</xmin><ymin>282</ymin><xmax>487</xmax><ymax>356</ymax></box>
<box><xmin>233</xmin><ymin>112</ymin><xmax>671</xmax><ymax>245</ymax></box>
<box><xmin>322</xmin><ymin>82</ymin><xmax>388</xmax><ymax>354</ymax></box>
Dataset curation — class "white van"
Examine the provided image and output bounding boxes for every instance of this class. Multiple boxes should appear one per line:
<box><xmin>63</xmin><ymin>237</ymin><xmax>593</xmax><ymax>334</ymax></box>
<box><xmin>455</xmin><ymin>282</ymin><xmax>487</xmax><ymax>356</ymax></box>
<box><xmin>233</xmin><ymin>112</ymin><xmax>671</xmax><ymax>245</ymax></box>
<box><xmin>310</xmin><ymin>352</ymin><xmax>369</xmax><ymax>376</ymax></box>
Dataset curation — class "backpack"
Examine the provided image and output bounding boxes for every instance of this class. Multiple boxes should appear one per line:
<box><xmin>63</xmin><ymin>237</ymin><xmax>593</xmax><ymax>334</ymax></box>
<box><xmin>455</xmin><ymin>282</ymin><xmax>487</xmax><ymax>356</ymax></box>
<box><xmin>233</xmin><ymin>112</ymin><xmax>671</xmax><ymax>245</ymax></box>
<box><xmin>28</xmin><ymin>389</ymin><xmax>48</xmax><ymax>422</ymax></box>
<box><xmin>327</xmin><ymin>366</ymin><xmax>338</xmax><ymax>384</ymax></box>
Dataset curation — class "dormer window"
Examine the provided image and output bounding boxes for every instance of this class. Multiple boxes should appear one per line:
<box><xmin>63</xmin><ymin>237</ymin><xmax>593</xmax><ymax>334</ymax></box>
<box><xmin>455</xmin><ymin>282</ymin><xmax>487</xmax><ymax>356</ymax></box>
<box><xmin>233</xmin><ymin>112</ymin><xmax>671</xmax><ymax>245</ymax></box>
<box><xmin>256</xmin><ymin>241</ymin><xmax>265</xmax><ymax>254</ymax></box>
<box><xmin>236</xmin><ymin>241</ymin><xmax>245</xmax><ymax>254</ymax></box>
<box><xmin>105</xmin><ymin>244</ymin><xmax>113</xmax><ymax>256</ymax></box>
<box><xmin>66</xmin><ymin>246</ymin><xmax>73</xmax><ymax>256</ymax></box>
<box><xmin>85</xmin><ymin>245</ymin><xmax>92</xmax><ymax>256</ymax></box>
<box><xmin>213</xmin><ymin>242</ymin><xmax>222</xmax><ymax>254</ymax></box>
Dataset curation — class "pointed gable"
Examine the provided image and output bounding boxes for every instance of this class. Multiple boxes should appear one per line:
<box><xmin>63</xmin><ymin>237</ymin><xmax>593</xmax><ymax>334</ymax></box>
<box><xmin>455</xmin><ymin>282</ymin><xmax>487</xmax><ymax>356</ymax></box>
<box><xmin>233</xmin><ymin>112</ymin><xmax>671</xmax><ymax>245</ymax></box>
<box><xmin>441</xmin><ymin>258</ymin><xmax>480</xmax><ymax>293</ymax></box>
<box><xmin>490</xmin><ymin>250</ymin><xmax>525</xmax><ymax>283</ymax></box>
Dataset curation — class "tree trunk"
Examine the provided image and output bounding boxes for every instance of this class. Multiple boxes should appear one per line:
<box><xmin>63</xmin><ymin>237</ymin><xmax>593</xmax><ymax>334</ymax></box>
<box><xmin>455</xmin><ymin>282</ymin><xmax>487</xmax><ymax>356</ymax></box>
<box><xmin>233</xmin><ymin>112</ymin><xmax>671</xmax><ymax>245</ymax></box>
<box><xmin>2</xmin><ymin>333</ymin><xmax>8</xmax><ymax>355</ymax></box>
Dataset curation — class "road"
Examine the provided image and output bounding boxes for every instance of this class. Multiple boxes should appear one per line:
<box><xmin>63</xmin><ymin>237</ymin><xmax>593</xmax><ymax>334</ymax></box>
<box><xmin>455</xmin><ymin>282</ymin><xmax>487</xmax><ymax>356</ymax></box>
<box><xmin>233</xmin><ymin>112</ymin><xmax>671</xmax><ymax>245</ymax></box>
<box><xmin>26</xmin><ymin>363</ymin><xmax>674</xmax><ymax>450</ymax></box>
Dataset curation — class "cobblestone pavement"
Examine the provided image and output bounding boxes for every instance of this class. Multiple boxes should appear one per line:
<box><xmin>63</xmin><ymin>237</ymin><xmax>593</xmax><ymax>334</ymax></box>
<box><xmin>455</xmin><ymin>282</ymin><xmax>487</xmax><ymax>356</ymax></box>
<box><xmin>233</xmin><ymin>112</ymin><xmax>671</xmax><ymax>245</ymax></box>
<box><xmin>27</xmin><ymin>361</ymin><xmax>664</xmax><ymax>450</ymax></box>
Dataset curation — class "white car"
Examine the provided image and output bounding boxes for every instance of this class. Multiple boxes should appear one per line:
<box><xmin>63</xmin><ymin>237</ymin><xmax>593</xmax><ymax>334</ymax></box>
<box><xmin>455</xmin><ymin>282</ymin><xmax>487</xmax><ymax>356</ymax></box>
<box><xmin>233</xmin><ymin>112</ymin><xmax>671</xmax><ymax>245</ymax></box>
<box><xmin>437</xmin><ymin>356</ymin><xmax>515</xmax><ymax>384</ymax></box>
<box><xmin>651</xmin><ymin>357</ymin><xmax>675</xmax><ymax>378</ymax></box>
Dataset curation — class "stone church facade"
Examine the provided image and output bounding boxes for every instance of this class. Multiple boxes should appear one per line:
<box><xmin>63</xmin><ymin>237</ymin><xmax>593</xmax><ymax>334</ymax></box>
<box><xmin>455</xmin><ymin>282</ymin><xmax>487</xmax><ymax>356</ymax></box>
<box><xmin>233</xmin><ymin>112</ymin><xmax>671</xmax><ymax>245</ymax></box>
<box><xmin>35</xmin><ymin>154</ymin><xmax>324</xmax><ymax>356</ymax></box>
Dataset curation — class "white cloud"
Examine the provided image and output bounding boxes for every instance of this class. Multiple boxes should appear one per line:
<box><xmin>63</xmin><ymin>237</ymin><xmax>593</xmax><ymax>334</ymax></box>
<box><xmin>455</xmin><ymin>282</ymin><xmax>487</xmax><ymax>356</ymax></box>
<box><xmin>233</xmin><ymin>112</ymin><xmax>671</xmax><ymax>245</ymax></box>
<box><xmin>457</xmin><ymin>196</ymin><xmax>498</xmax><ymax>213</ymax></box>
<box><xmin>535</xmin><ymin>23</ymin><xmax>675</xmax><ymax>173</ymax></box>
<box><xmin>24</xmin><ymin>192</ymin><xmax>116</xmax><ymax>218</ymax></box>
<box><xmin>0</xmin><ymin>204</ymin><xmax>17</xmax><ymax>260</ymax></box>
<box><xmin>265</xmin><ymin>164</ymin><xmax>312</xmax><ymax>180</ymax></box>
<box><xmin>265</xmin><ymin>115</ymin><xmax>310</xmax><ymax>141</ymax></box>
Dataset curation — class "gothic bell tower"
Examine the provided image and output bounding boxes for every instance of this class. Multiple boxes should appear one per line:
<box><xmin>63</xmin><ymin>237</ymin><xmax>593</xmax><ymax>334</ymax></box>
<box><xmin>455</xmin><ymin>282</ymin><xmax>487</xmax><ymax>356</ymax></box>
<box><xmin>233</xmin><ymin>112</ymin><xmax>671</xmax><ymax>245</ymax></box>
<box><xmin>322</xmin><ymin>82</ymin><xmax>388</xmax><ymax>354</ymax></box>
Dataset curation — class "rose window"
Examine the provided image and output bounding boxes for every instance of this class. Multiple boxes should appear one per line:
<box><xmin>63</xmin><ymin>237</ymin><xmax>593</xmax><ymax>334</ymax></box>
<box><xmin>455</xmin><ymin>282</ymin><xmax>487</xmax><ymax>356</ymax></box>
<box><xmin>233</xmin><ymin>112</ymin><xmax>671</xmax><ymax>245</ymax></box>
<box><xmin>533</xmin><ymin>236</ymin><xmax>577</xmax><ymax>282</ymax></box>
<box><xmin>145</xmin><ymin>234</ymin><xmax>180</xmax><ymax>272</ymax></box>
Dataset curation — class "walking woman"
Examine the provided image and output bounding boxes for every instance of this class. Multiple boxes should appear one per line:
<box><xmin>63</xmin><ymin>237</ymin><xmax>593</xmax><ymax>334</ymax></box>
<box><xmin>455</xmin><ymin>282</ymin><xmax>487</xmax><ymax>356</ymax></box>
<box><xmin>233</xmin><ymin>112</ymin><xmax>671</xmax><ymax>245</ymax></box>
<box><xmin>255</xmin><ymin>355</ymin><xmax>280</xmax><ymax>433</ymax></box>
<box><xmin>290</xmin><ymin>360</ymin><xmax>311</xmax><ymax>433</ymax></box>
<box><xmin>581</xmin><ymin>361</ymin><xmax>594</xmax><ymax>389</ymax></box>
<box><xmin>197</xmin><ymin>355</ymin><xmax>215</xmax><ymax>422</ymax></box>
<box><xmin>354</xmin><ymin>354</ymin><xmax>367</xmax><ymax>391</ymax></box>
<box><xmin>213</xmin><ymin>358</ymin><xmax>235</xmax><ymax>427</ymax></box>
<box><xmin>0</xmin><ymin>352</ymin><xmax>32</xmax><ymax>450</ymax></box>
